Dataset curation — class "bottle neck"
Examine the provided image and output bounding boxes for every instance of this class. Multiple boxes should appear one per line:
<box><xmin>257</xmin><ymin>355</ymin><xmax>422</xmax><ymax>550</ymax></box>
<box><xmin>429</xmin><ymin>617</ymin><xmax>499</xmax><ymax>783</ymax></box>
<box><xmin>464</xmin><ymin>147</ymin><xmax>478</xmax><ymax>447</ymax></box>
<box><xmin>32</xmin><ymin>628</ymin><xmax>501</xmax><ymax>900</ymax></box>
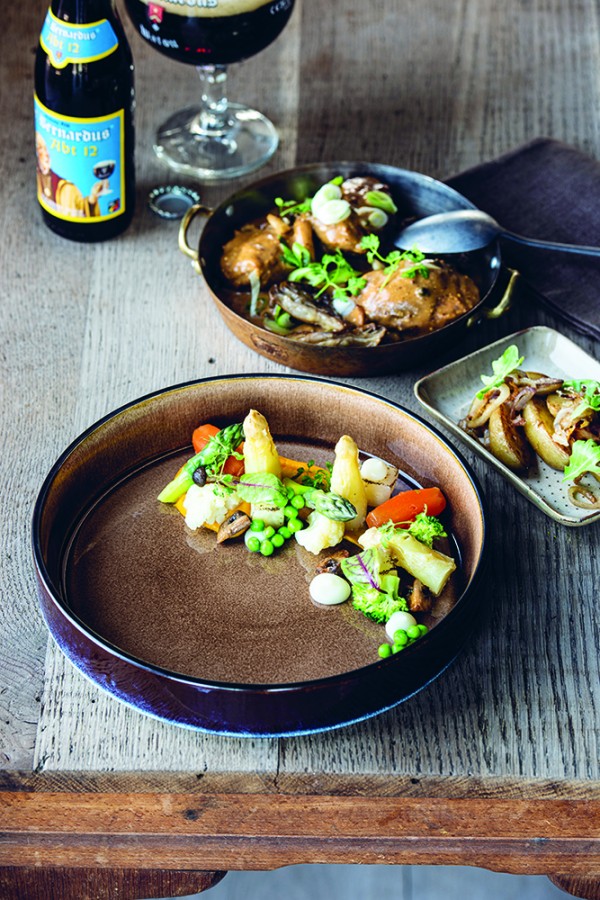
<box><xmin>49</xmin><ymin>0</ymin><xmax>115</xmax><ymax>23</ymax></box>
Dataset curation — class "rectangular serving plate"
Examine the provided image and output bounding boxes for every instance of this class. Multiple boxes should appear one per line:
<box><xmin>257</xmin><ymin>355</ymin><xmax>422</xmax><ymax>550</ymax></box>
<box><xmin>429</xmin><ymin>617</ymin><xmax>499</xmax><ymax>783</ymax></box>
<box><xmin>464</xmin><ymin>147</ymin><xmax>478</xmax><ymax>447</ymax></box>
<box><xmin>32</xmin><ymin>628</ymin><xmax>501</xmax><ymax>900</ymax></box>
<box><xmin>414</xmin><ymin>326</ymin><xmax>600</xmax><ymax>526</ymax></box>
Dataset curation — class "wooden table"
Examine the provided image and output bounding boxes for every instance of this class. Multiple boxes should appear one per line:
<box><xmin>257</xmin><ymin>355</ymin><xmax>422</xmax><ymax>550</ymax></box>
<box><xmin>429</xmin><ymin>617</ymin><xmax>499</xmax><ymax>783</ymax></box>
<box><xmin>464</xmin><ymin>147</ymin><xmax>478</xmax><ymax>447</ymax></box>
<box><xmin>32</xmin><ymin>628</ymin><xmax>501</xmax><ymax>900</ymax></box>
<box><xmin>2</xmin><ymin>0</ymin><xmax>599</xmax><ymax>898</ymax></box>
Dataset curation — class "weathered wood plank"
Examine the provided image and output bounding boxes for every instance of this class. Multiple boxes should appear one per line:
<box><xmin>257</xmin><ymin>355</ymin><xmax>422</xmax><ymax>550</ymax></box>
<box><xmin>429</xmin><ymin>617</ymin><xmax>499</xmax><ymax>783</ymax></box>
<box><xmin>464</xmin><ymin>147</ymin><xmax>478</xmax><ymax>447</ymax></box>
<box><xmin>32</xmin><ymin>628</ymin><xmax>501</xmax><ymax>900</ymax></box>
<box><xmin>2</xmin><ymin>792</ymin><xmax>600</xmax><ymax>876</ymax></box>
<box><xmin>0</xmin><ymin>867</ymin><xmax>225</xmax><ymax>900</ymax></box>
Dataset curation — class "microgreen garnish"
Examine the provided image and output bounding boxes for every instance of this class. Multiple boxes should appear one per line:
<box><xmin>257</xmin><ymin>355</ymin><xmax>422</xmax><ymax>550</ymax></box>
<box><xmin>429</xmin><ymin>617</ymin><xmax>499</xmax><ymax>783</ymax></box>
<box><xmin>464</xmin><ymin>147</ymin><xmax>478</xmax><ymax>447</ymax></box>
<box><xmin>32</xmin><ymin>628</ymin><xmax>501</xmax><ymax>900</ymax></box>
<box><xmin>295</xmin><ymin>460</ymin><xmax>333</xmax><ymax>491</ymax></box>
<box><xmin>274</xmin><ymin>195</ymin><xmax>312</xmax><ymax>217</ymax></box>
<box><xmin>281</xmin><ymin>240</ymin><xmax>367</xmax><ymax>302</ymax></box>
<box><xmin>359</xmin><ymin>234</ymin><xmax>430</xmax><ymax>283</ymax></box>
<box><xmin>477</xmin><ymin>345</ymin><xmax>524</xmax><ymax>399</ymax></box>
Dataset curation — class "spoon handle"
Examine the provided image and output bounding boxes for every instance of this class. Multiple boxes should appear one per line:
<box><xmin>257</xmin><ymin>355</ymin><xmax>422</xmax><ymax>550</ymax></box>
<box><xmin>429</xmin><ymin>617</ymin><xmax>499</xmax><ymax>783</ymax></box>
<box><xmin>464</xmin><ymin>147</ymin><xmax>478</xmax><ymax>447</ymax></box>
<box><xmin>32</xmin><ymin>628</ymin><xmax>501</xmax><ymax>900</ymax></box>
<box><xmin>504</xmin><ymin>230</ymin><xmax>600</xmax><ymax>257</ymax></box>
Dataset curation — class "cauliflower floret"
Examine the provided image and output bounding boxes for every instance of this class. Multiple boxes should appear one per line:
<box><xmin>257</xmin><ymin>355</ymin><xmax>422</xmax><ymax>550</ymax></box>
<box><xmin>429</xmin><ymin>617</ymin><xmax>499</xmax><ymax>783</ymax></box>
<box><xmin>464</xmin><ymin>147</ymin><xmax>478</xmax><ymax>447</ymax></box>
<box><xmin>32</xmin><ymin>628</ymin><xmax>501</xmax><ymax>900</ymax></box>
<box><xmin>183</xmin><ymin>483</ymin><xmax>241</xmax><ymax>531</ymax></box>
<box><xmin>294</xmin><ymin>511</ymin><xmax>345</xmax><ymax>555</ymax></box>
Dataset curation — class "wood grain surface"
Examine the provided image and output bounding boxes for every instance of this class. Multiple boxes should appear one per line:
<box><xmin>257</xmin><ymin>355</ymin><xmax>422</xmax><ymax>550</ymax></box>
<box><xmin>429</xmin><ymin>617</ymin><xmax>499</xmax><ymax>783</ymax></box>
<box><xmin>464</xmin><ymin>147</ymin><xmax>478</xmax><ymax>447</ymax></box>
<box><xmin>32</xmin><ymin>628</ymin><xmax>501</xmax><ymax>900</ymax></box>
<box><xmin>2</xmin><ymin>0</ymin><xmax>600</xmax><ymax>896</ymax></box>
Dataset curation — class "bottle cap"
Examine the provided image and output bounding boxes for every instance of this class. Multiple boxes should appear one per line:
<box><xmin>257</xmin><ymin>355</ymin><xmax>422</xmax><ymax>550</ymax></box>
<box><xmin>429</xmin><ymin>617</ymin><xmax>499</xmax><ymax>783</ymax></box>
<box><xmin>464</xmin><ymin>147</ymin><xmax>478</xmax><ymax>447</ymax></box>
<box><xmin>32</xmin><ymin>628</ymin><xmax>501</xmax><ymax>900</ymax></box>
<box><xmin>148</xmin><ymin>185</ymin><xmax>201</xmax><ymax>220</ymax></box>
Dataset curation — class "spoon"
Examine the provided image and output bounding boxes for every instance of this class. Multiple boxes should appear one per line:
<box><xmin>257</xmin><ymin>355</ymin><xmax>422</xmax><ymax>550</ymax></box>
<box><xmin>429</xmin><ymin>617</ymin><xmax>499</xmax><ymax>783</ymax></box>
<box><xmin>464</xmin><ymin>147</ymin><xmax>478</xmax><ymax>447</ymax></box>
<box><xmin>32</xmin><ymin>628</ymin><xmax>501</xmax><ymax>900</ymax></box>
<box><xmin>393</xmin><ymin>209</ymin><xmax>600</xmax><ymax>257</ymax></box>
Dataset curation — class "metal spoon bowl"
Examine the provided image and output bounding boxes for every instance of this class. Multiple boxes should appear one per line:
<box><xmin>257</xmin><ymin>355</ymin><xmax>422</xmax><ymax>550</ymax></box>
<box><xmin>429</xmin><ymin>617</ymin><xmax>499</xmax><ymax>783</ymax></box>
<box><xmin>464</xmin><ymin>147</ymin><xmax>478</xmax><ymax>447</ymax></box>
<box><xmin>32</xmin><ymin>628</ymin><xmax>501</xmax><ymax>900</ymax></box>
<box><xmin>393</xmin><ymin>209</ymin><xmax>600</xmax><ymax>257</ymax></box>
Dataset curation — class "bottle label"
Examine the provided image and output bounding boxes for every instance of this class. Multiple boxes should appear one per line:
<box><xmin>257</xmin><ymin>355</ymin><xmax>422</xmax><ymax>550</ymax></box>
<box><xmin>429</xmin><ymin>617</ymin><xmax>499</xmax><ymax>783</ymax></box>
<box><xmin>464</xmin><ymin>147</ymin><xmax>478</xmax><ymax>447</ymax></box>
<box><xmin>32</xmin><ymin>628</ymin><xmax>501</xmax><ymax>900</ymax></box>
<box><xmin>35</xmin><ymin>95</ymin><xmax>126</xmax><ymax>224</ymax></box>
<box><xmin>39</xmin><ymin>9</ymin><xmax>119</xmax><ymax>67</ymax></box>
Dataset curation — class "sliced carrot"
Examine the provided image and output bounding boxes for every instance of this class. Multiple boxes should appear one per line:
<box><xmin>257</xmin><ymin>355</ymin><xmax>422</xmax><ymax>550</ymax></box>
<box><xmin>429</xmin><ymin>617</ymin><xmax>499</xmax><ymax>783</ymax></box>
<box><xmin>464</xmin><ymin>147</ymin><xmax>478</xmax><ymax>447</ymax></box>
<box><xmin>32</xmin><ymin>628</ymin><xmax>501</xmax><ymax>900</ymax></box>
<box><xmin>191</xmin><ymin>423</ymin><xmax>245</xmax><ymax>476</ymax></box>
<box><xmin>191</xmin><ymin>423</ymin><xmax>219</xmax><ymax>452</ymax></box>
<box><xmin>365</xmin><ymin>487</ymin><xmax>446</xmax><ymax>529</ymax></box>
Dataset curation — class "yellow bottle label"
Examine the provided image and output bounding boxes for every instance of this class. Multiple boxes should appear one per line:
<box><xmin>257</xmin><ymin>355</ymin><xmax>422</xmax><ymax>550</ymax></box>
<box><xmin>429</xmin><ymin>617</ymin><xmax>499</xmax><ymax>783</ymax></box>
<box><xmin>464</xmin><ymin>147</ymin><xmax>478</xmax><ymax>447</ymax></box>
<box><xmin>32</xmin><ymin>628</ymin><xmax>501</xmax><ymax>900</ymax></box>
<box><xmin>40</xmin><ymin>9</ymin><xmax>119</xmax><ymax>67</ymax></box>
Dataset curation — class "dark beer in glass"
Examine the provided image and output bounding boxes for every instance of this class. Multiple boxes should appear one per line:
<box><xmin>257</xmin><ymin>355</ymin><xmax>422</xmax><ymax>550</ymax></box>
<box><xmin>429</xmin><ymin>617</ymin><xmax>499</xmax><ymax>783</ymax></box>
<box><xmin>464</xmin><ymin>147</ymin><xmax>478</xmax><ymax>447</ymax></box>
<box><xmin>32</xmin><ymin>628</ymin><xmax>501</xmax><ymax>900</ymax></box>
<box><xmin>123</xmin><ymin>0</ymin><xmax>295</xmax><ymax>178</ymax></box>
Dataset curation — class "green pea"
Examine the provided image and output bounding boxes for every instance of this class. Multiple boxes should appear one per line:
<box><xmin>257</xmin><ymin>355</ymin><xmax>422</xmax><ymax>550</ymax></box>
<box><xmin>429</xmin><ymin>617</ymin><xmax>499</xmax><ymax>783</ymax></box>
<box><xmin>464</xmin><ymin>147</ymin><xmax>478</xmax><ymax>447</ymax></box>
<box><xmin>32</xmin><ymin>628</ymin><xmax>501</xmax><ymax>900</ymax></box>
<box><xmin>393</xmin><ymin>629</ymin><xmax>408</xmax><ymax>646</ymax></box>
<box><xmin>407</xmin><ymin>625</ymin><xmax>421</xmax><ymax>640</ymax></box>
<box><xmin>247</xmin><ymin>536</ymin><xmax>261</xmax><ymax>552</ymax></box>
<box><xmin>284</xmin><ymin>505</ymin><xmax>299</xmax><ymax>520</ymax></box>
<box><xmin>417</xmin><ymin>624</ymin><xmax>428</xmax><ymax>636</ymax></box>
<box><xmin>392</xmin><ymin>642</ymin><xmax>405</xmax><ymax>654</ymax></box>
<box><xmin>251</xmin><ymin>519</ymin><xmax>265</xmax><ymax>532</ymax></box>
<box><xmin>271</xmin><ymin>533</ymin><xmax>285</xmax><ymax>548</ymax></box>
<box><xmin>378</xmin><ymin>643</ymin><xmax>392</xmax><ymax>659</ymax></box>
<box><xmin>278</xmin><ymin>526</ymin><xmax>292</xmax><ymax>540</ymax></box>
<box><xmin>291</xmin><ymin>494</ymin><xmax>305</xmax><ymax>510</ymax></box>
<box><xmin>288</xmin><ymin>518</ymin><xmax>304</xmax><ymax>533</ymax></box>
<box><xmin>264</xmin><ymin>526</ymin><xmax>275</xmax><ymax>539</ymax></box>
<box><xmin>260</xmin><ymin>539</ymin><xmax>274</xmax><ymax>556</ymax></box>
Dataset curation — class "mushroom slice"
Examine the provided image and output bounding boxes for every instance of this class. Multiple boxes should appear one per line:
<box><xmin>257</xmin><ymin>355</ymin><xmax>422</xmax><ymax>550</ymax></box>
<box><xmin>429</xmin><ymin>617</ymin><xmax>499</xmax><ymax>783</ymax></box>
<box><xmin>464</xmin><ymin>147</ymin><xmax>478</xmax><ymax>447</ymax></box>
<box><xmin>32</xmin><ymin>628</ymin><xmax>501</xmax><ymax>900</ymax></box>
<box><xmin>488</xmin><ymin>402</ymin><xmax>534</xmax><ymax>471</ymax></box>
<box><xmin>315</xmin><ymin>550</ymin><xmax>350</xmax><ymax>575</ymax></box>
<box><xmin>408</xmin><ymin>578</ymin><xmax>432</xmax><ymax>613</ymax></box>
<box><xmin>522</xmin><ymin>397</ymin><xmax>572</xmax><ymax>470</ymax></box>
<box><xmin>270</xmin><ymin>283</ymin><xmax>345</xmax><ymax>332</ymax></box>
<box><xmin>216</xmin><ymin>510</ymin><xmax>252</xmax><ymax>543</ymax></box>
<box><xmin>290</xmin><ymin>325</ymin><xmax>386</xmax><ymax>347</ymax></box>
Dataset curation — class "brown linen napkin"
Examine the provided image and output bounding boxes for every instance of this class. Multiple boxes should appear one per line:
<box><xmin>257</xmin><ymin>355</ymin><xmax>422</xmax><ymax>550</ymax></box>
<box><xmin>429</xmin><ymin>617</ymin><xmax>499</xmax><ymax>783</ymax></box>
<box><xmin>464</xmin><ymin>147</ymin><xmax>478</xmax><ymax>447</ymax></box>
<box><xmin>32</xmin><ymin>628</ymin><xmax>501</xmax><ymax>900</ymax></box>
<box><xmin>446</xmin><ymin>137</ymin><xmax>600</xmax><ymax>342</ymax></box>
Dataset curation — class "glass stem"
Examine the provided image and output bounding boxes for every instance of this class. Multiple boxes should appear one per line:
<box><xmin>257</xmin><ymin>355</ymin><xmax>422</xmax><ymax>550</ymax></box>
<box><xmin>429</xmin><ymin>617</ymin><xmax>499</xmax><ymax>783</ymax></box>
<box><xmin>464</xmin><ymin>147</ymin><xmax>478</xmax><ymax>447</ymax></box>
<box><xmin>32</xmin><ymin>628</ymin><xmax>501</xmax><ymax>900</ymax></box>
<box><xmin>194</xmin><ymin>65</ymin><xmax>229</xmax><ymax>135</ymax></box>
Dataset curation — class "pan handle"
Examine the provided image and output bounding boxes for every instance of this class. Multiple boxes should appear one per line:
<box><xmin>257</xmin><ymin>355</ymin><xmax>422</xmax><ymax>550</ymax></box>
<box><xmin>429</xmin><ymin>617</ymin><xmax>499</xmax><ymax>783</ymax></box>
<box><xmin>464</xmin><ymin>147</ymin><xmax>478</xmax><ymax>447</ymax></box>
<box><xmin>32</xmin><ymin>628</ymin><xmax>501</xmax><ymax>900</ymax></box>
<box><xmin>467</xmin><ymin>268</ymin><xmax>519</xmax><ymax>327</ymax></box>
<box><xmin>178</xmin><ymin>202</ymin><xmax>213</xmax><ymax>274</ymax></box>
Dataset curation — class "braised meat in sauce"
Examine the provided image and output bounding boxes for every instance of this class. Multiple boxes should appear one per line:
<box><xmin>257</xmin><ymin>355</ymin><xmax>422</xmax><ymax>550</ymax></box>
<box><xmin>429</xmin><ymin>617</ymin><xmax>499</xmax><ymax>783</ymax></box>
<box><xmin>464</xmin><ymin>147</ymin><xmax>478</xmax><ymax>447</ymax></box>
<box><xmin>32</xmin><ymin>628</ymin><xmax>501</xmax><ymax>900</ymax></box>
<box><xmin>357</xmin><ymin>260</ymin><xmax>480</xmax><ymax>334</ymax></box>
<box><xmin>218</xmin><ymin>175</ymin><xmax>480</xmax><ymax>345</ymax></box>
<box><xmin>220</xmin><ymin>221</ymin><xmax>290</xmax><ymax>288</ymax></box>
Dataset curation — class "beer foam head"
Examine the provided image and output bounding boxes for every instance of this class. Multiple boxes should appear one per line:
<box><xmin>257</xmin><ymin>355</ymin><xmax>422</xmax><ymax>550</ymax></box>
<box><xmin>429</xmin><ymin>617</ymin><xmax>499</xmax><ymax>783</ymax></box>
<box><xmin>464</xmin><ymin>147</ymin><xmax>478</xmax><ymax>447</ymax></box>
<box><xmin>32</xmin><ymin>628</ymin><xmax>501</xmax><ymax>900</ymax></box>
<box><xmin>141</xmin><ymin>0</ymin><xmax>273</xmax><ymax>16</ymax></box>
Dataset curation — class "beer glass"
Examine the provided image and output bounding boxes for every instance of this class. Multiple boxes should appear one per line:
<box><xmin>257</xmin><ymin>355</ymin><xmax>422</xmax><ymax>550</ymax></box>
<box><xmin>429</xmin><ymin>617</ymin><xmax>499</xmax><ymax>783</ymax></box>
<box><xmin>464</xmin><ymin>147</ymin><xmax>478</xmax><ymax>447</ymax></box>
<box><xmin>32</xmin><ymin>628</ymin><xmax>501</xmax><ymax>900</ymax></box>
<box><xmin>124</xmin><ymin>0</ymin><xmax>295</xmax><ymax>179</ymax></box>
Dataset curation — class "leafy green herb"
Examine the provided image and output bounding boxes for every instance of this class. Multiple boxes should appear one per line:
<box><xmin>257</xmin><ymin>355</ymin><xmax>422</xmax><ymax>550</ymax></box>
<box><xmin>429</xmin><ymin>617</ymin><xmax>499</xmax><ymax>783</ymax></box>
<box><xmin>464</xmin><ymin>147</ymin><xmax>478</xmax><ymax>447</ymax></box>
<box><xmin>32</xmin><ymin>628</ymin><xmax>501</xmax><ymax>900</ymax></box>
<box><xmin>563</xmin><ymin>378</ymin><xmax>600</xmax><ymax>417</ymax></box>
<box><xmin>477</xmin><ymin>345</ymin><xmax>524</xmax><ymax>399</ymax></box>
<box><xmin>282</xmin><ymin>241</ymin><xmax>367</xmax><ymax>302</ymax></box>
<box><xmin>359</xmin><ymin>233</ymin><xmax>430</xmax><ymax>284</ymax></box>
<box><xmin>280</xmin><ymin>240</ymin><xmax>312</xmax><ymax>270</ymax></box>
<box><xmin>225</xmin><ymin>472</ymin><xmax>288</xmax><ymax>508</ymax></box>
<box><xmin>562</xmin><ymin>439</ymin><xmax>600</xmax><ymax>482</ymax></box>
<box><xmin>295</xmin><ymin>460</ymin><xmax>333</xmax><ymax>491</ymax></box>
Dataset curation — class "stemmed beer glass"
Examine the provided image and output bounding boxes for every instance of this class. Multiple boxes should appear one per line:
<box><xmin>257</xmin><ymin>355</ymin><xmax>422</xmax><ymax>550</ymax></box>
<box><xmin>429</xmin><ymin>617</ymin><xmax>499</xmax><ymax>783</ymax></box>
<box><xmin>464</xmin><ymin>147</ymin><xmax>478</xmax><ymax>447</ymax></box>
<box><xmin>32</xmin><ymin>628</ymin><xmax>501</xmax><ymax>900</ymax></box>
<box><xmin>124</xmin><ymin>0</ymin><xmax>295</xmax><ymax>179</ymax></box>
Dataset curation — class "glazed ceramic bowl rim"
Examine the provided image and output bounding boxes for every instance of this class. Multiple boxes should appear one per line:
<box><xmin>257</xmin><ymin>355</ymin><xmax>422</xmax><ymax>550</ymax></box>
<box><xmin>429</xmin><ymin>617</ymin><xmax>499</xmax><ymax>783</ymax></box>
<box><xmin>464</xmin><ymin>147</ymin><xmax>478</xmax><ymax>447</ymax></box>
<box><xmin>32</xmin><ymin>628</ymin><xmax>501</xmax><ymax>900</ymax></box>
<box><xmin>32</xmin><ymin>372</ymin><xmax>487</xmax><ymax>694</ymax></box>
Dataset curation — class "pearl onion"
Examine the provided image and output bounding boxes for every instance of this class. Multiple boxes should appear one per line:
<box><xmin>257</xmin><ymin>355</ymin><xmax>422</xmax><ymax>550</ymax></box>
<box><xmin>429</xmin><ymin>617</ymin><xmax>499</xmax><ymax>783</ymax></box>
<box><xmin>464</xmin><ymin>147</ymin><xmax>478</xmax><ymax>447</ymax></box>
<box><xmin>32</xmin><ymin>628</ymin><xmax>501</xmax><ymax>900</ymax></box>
<box><xmin>385</xmin><ymin>610</ymin><xmax>418</xmax><ymax>641</ymax></box>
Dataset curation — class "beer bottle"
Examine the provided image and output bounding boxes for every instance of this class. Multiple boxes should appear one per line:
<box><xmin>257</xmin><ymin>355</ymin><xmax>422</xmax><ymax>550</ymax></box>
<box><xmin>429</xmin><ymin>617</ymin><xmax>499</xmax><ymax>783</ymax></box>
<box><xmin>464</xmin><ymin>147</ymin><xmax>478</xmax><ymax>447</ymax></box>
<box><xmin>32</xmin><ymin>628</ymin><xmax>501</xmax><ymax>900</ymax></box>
<box><xmin>34</xmin><ymin>0</ymin><xmax>135</xmax><ymax>242</ymax></box>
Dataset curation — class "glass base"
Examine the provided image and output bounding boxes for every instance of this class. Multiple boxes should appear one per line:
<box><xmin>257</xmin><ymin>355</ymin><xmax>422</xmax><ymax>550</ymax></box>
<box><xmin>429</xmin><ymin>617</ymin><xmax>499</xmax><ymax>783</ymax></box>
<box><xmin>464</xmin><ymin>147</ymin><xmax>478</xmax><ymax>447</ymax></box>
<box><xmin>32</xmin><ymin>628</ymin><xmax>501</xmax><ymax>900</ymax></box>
<box><xmin>153</xmin><ymin>102</ymin><xmax>279</xmax><ymax>180</ymax></box>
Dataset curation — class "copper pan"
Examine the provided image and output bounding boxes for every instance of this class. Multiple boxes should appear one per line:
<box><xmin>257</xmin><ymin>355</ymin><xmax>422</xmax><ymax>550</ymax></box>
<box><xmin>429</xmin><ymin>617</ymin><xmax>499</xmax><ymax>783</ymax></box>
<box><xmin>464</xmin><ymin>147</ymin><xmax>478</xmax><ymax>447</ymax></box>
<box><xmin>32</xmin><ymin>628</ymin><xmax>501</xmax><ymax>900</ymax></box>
<box><xmin>179</xmin><ymin>162</ymin><xmax>517</xmax><ymax>376</ymax></box>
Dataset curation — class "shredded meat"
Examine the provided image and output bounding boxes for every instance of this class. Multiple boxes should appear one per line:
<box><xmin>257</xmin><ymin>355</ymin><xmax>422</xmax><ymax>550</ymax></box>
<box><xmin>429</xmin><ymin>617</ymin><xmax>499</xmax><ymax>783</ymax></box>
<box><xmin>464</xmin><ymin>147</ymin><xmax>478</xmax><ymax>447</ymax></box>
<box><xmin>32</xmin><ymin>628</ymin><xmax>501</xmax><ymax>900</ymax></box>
<box><xmin>356</xmin><ymin>260</ymin><xmax>479</xmax><ymax>334</ymax></box>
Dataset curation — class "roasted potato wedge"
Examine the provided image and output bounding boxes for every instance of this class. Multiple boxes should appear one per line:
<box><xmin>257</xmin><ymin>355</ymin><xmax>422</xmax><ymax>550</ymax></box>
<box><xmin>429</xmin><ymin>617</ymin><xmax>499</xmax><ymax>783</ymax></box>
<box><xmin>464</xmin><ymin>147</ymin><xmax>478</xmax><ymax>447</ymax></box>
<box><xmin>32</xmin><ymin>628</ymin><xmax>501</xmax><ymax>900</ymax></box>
<box><xmin>488</xmin><ymin>403</ymin><xmax>534</xmax><ymax>471</ymax></box>
<box><xmin>522</xmin><ymin>397</ymin><xmax>571</xmax><ymax>470</ymax></box>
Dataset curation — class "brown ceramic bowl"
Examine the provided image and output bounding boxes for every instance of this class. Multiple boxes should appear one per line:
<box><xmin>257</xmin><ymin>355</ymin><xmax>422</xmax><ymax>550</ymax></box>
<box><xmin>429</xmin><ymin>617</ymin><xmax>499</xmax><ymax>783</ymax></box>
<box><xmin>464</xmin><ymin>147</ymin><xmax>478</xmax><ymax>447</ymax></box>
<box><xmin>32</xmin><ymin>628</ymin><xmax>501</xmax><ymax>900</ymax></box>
<box><xmin>179</xmin><ymin>162</ymin><xmax>512</xmax><ymax>376</ymax></box>
<box><xmin>32</xmin><ymin>375</ymin><xmax>487</xmax><ymax>736</ymax></box>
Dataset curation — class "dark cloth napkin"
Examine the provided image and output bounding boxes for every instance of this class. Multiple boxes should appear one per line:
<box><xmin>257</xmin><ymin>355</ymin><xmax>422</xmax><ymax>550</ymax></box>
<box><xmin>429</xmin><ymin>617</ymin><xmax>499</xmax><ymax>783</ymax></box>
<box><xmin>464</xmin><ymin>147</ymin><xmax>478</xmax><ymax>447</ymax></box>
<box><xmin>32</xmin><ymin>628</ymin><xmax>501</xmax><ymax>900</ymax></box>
<box><xmin>446</xmin><ymin>137</ymin><xmax>600</xmax><ymax>342</ymax></box>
